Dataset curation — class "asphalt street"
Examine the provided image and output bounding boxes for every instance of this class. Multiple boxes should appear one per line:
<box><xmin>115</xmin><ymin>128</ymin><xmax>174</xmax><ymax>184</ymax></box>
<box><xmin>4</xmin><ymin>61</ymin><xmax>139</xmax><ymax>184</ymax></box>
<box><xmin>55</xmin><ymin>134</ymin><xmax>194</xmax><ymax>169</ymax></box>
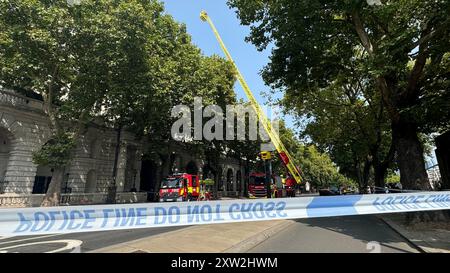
<box><xmin>248</xmin><ymin>215</ymin><xmax>420</xmax><ymax>253</ymax></box>
<box><xmin>0</xmin><ymin>214</ymin><xmax>421</xmax><ymax>253</ymax></box>
<box><xmin>0</xmin><ymin>226</ymin><xmax>184</xmax><ymax>253</ymax></box>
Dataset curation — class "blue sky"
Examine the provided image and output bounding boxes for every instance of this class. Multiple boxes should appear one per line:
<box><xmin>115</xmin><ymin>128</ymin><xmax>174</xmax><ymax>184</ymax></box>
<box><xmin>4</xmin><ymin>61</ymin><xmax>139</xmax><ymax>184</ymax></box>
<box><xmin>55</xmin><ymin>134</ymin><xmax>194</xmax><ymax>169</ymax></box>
<box><xmin>160</xmin><ymin>0</ymin><xmax>295</xmax><ymax>127</ymax></box>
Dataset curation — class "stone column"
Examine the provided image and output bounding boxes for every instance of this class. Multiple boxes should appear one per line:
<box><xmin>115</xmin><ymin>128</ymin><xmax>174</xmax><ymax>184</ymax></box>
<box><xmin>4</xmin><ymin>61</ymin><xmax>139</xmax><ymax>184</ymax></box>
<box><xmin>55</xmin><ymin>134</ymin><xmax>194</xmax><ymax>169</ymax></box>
<box><xmin>3</xmin><ymin>118</ymin><xmax>47</xmax><ymax>194</ymax></box>
<box><xmin>4</xmin><ymin>148</ymin><xmax>37</xmax><ymax>194</ymax></box>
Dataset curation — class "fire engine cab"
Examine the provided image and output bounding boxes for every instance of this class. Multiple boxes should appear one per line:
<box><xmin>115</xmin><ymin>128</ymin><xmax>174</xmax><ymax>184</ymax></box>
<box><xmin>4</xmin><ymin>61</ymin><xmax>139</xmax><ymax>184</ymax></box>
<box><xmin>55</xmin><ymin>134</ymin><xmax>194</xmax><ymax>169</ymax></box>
<box><xmin>247</xmin><ymin>172</ymin><xmax>269</xmax><ymax>198</ymax></box>
<box><xmin>159</xmin><ymin>173</ymin><xmax>200</xmax><ymax>202</ymax></box>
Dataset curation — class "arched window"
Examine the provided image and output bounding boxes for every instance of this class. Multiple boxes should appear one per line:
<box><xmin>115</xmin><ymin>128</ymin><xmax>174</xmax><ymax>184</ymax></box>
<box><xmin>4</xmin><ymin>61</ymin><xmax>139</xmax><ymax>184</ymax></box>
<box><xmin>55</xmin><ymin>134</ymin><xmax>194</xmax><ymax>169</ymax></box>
<box><xmin>0</xmin><ymin>128</ymin><xmax>12</xmax><ymax>183</ymax></box>
<box><xmin>33</xmin><ymin>166</ymin><xmax>53</xmax><ymax>194</ymax></box>
<box><xmin>140</xmin><ymin>158</ymin><xmax>158</xmax><ymax>193</ymax></box>
<box><xmin>202</xmin><ymin>165</ymin><xmax>215</xmax><ymax>180</ymax></box>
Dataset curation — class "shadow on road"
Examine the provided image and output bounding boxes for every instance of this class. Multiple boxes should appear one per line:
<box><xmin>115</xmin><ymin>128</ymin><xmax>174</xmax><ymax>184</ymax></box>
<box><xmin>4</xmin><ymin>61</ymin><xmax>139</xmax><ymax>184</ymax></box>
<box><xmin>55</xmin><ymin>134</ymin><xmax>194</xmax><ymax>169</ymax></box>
<box><xmin>297</xmin><ymin>215</ymin><xmax>419</xmax><ymax>253</ymax></box>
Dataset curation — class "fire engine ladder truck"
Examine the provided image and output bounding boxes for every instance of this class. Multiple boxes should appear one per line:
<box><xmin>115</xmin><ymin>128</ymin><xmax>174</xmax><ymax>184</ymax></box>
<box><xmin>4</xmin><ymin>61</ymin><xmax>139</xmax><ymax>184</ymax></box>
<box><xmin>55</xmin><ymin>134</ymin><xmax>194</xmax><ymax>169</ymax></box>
<box><xmin>200</xmin><ymin>11</ymin><xmax>302</xmax><ymax>185</ymax></box>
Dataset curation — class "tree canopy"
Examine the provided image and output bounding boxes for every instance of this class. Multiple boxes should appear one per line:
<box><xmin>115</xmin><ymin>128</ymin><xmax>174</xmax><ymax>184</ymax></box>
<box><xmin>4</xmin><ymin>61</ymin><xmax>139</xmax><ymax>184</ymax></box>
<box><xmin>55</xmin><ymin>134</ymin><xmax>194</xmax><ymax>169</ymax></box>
<box><xmin>0</xmin><ymin>0</ymin><xmax>238</xmax><ymax>204</ymax></box>
<box><xmin>272</xmin><ymin>121</ymin><xmax>355</xmax><ymax>189</ymax></box>
<box><xmin>228</xmin><ymin>0</ymin><xmax>450</xmax><ymax>189</ymax></box>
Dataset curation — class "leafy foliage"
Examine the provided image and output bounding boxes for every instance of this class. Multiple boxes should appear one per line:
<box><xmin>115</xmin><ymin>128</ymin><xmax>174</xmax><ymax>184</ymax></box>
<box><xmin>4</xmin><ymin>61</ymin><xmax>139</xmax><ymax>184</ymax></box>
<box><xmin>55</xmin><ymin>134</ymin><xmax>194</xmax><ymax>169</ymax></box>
<box><xmin>32</xmin><ymin>133</ymin><xmax>76</xmax><ymax>168</ymax></box>
<box><xmin>0</xmin><ymin>0</ymin><xmax>239</xmax><ymax>202</ymax></box>
<box><xmin>273</xmin><ymin>121</ymin><xmax>356</xmax><ymax>189</ymax></box>
<box><xmin>228</xmin><ymin>0</ymin><xmax>450</xmax><ymax>189</ymax></box>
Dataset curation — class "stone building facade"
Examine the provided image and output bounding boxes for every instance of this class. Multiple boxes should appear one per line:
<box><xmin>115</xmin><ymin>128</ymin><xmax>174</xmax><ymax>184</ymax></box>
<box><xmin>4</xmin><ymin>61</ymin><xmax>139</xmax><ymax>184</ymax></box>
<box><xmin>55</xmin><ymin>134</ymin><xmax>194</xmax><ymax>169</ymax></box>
<box><xmin>0</xmin><ymin>89</ymin><xmax>246</xmax><ymax>202</ymax></box>
<box><xmin>138</xmin><ymin>142</ymin><xmax>246</xmax><ymax>200</ymax></box>
<box><xmin>0</xmin><ymin>89</ymin><xmax>142</xmax><ymax>196</ymax></box>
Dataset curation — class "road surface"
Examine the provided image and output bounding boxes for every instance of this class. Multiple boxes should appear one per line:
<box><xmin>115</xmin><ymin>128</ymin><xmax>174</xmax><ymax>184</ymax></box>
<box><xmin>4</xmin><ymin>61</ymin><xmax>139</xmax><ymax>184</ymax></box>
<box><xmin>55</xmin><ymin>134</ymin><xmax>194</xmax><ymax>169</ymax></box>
<box><xmin>0</xmin><ymin>226</ymin><xmax>183</xmax><ymax>253</ymax></box>
<box><xmin>0</xmin><ymin>215</ymin><xmax>420</xmax><ymax>253</ymax></box>
<box><xmin>248</xmin><ymin>215</ymin><xmax>420</xmax><ymax>253</ymax></box>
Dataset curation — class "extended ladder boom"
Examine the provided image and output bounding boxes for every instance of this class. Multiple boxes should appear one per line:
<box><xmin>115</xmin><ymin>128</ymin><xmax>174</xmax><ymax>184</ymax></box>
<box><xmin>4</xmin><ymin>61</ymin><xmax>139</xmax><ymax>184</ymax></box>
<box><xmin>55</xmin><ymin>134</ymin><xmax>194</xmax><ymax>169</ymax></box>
<box><xmin>200</xmin><ymin>11</ymin><xmax>302</xmax><ymax>184</ymax></box>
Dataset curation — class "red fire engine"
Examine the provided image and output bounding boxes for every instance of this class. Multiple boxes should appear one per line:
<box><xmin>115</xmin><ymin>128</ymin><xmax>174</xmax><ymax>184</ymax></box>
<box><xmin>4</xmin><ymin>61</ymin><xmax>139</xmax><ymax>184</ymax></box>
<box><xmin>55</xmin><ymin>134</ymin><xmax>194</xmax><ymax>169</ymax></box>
<box><xmin>247</xmin><ymin>172</ymin><xmax>272</xmax><ymax>198</ymax></box>
<box><xmin>159</xmin><ymin>173</ymin><xmax>200</xmax><ymax>202</ymax></box>
<box><xmin>284</xmin><ymin>175</ymin><xmax>297</xmax><ymax>197</ymax></box>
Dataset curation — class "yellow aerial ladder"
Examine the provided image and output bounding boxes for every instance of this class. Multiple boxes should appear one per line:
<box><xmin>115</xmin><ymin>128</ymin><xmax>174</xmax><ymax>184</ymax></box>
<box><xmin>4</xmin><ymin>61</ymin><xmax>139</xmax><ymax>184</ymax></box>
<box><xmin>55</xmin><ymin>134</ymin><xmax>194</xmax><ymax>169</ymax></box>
<box><xmin>200</xmin><ymin>11</ymin><xmax>302</xmax><ymax>185</ymax></box>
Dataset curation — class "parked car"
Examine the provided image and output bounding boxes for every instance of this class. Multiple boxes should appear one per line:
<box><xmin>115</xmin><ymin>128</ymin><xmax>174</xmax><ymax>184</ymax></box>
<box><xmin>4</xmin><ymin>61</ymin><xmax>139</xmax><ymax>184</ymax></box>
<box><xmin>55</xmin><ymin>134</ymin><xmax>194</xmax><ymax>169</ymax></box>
<box><xmin>342</xmin><ymin>187</ymin><xmax>356</xmax><ymax>195</ymax></box>
<box><xmin>319</xmin><ymin>186</ymin><xmax>342</xmax><ymax>196</ymax></box>
<box><xmin>374</xmin><ymin>187</ymin><xmax>390</xmax><ymax>194</ymax></box>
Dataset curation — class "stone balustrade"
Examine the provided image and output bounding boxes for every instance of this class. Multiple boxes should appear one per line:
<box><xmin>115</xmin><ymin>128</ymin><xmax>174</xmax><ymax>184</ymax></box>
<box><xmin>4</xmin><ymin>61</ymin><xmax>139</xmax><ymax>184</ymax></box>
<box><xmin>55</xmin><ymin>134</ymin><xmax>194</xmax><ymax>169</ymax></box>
<box><xmin>0</xmin><ymin>192</ymin><xmax>148</xmax><ymax>208</ymax></box>
<box><xmin>0</xmin><ymin>89</ymin><xmax>44</xmax><ymax>112</ymax></box>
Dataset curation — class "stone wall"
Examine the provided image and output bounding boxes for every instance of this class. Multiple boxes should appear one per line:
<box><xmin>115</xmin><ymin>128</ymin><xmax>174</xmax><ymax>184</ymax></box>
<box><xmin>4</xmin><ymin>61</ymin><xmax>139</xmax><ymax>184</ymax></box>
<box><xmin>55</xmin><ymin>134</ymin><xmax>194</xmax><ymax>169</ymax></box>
<box><xmin>0</xmin><ymin>89</ymin><xmax>247</xmax><ymax>202</ymax></box>
<box><xmin>0</xmin><ymin>89</ymin><xmax>142</xmax><ymax>195</ymax></box>
<box><xmin>0</xmin><ymin>91</ymin><xmax>50</xmax><ymax>194</ymax></box>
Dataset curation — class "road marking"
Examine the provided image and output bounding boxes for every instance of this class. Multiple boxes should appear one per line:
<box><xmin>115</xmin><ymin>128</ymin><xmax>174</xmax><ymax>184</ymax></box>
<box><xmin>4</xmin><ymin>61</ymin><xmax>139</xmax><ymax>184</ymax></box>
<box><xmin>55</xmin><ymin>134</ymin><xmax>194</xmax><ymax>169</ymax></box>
<box><xmin>0</xmin><ymin>234</ymin><xmax>62</xmax><ymax>246</ymax></box>
<box><xmin>0</xmin><ymin>239</ymin><xmax>83</xmax><ymax>253</ymax></box>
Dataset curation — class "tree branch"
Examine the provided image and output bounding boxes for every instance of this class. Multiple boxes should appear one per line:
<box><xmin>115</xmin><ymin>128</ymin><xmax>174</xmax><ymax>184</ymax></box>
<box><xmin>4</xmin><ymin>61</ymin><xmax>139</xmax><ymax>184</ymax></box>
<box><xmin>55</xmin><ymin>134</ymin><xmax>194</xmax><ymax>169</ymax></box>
<box><xmin>404</xmin><ymin>48</ymin><xmax>428</xmax><ymax>99</ymax></box>
<box><xmin>403</xmin><ymin>23</ymin><xmax>433</xmax><ymax>101</ymax></box>
<box><xmin>74</xmin><ymin>109</ymin><xmax>89</xmax><ymax>140</ymax></box>
<box><xmin>410</xmin><ymin>18</ymin><xmax>449</xmax><ymax>50</ymax></box>
<box><xmin>376</xmin><ymin>77</ymin><xmax>400</xmax><ymax>122</ymax></box>
<box><xmin>351</xmin><ymin>9</ymin><xmax>374</xmax><ymax>55</ymax></box>
<box><xmin>44</xmin><ymin>66</ymin><xmax>62</xmax><ymax>134</ymax></box>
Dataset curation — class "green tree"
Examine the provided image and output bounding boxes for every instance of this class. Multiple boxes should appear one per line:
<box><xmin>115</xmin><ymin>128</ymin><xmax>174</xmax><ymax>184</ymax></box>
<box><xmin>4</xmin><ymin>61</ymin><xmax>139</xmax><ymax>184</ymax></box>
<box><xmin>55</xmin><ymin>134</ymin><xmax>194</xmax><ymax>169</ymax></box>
<box><xmin>228</xmin><ymin>0</ymin><xmax>450</xmax><ymax>190</ymax></box>
<box><xmin>0</xmin><ymin>0</ymin><xmax>224</xmax><ymax>205</ymax></box>
<box><xmin>139</xmin><ymin>52</ymin><xmax>238</xmax><ymax>194</ymax></box>
<box><xmin>0</xmin><ymin>0</ymin><xmax>118</xmax><ymax>205</ymax></box>
<box><xmin>295</xmin><ymin>72</ymin><xmax>395</xmax><ymax>190</ymax></box>
<box><xmin>271</xmin><ymin>121</ymin><xmax>355</xmax><ymax>189</ymax></box>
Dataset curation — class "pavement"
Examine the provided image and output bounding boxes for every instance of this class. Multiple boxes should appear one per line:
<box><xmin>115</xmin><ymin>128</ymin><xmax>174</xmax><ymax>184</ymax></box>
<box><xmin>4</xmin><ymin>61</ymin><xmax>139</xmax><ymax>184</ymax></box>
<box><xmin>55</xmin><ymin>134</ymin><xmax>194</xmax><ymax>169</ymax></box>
<box><xmin>92</xmin><ymin>220</ymin><xmax>293</xmax><ymax>253</ymax></box>
<box><xmin>379</xmin><ymin>213</ymin><xmax>450</xmax><ymax>253</ymax></box>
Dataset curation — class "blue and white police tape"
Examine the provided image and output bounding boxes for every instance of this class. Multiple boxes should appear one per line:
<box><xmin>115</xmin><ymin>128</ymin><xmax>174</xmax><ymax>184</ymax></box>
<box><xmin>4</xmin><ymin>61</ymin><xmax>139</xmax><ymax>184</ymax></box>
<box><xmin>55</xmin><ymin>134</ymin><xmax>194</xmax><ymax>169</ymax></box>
<box><xmin>0</xmin><ymin>191</ymin><xmax>449</xmax><ymax>236</ymax></box>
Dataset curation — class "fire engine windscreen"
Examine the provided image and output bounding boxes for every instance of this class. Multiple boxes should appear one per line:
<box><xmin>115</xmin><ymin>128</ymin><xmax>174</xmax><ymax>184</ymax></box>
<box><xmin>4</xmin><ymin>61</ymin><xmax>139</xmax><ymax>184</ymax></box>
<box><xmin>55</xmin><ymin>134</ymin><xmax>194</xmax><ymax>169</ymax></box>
<box><xmin>249</xmin><ymin>176</ymin><xmax>266</xmax><ymax>186</ymax></box>
<box><xmin>161</xmin><ymin>178</ymin><xmax>182</xmax><ymax>189</ymax></box>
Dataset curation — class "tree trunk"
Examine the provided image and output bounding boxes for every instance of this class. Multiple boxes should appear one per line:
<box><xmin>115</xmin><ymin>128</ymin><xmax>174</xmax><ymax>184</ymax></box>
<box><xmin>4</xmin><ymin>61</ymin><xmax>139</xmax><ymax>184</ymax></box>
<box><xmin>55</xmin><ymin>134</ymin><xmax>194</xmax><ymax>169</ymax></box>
<box><xmin>362</xmin><ymin>159</ymin><xmax>371</xmax><ymax>189</ymax></box>
<box><xmin>355</xmin><ymin>161</ymin><xmax>363</xmax><ymax>191</ymax></box>
<box><xmin>41</xmin><ymin>168</ymin><xmax>64</xmax><ymax>207</ymax></box>
<box><xmin>374</xmin><ymin>165</ymin><xmax>387</xmax><ymax>188</ymax></box>
<box><xmin>392</xmin><ymin>120</ymin><xmax>430</xmax><ymax>190</ymax></box>
<box><xmin>372</xmin><ymin>140</ymin><xmax>395</xmax><ymax>189</ymax></box>
<box><xmin>392</xmin><ymin>121</ymin><xmax>446</xmax><ymax>226</ymax></box>
<box><xmin>356</xmin><ymin>159</ymin><xmax>371</xmax><ymax>193</ymax></box>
